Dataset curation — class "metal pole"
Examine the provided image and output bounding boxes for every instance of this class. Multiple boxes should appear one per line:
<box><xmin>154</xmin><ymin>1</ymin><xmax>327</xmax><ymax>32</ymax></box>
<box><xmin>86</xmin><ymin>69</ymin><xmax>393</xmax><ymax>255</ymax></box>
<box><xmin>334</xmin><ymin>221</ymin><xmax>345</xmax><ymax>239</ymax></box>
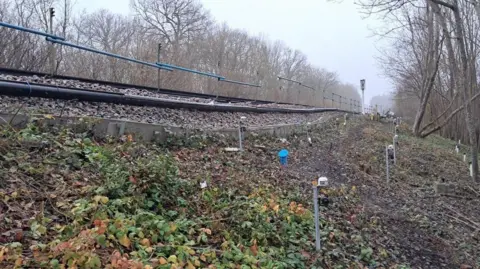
<box><xmin>362</xmin><ymin>91</ymin><xmax>365</xmax><ymax>113</ymax></box>
<box><xmin>238</xmin><ymin>117</ymin><xmax>245</xmax><ymax>151</ymax></box>
<box><xmin>311</xmin><ymin>89</ymin><xmax>315</xmax><ymax>107</ymax></box>
<box><xmin>297</xmin><ymin>88</ymin><xmax>301</xmax><ymax>105</ymax></box>
<box><xmin>386</xmin><ymin>146</ymin><xmax>390</xmax><ymax>184</ymax></box>
<box><xmin>49</xmin><ymin>8</ymin><xmax>56</xmax><ymax>76</ymax></box>
<box><xmin>393</xmin><ymin>137</ymin><xmax>397</xmax><ymax>165</ymax></box>
<box><xmin>238</xmin><ymin>126</ymin><xmax>243</xmax><ymax>151</ymax></box>
<box><xmin>360</xmin><ymin>79</ymin><xmax>365</xmax><ymax>114</ymax></box>
<box><xmin>322</xmin><ymin>90</ymin><xmax>325</xmax><ymax>107</ymax></box>
<box><xmin>313</xmin><ymin>186</ymin><xmax>321</xmax><ymax>251</ymax></box>
<box><xmin>157</xmin><ymin>43</ymin><xmax>162</xmax><ymax>90</ymax></box>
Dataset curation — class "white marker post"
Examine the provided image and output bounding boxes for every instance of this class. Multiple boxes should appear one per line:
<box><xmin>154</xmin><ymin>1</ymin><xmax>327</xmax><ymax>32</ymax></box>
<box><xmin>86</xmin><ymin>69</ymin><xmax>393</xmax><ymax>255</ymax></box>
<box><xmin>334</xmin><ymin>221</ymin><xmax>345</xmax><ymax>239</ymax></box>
<box><xmin>385</xmin><ymin>145</ymin><xmax>390</xmax><ymax>184</ymax></box>
<box><xmin>312</xmin><ymin>185</ymin><xmax>320</xmax><ymax>251</ymax></box>
<box><xmin>239</xmin><ymin>116</ymin><xmax>246</xmax><ymax>151</ymax></box>
<box><xmin>313</xmin><ymin>177</ymin><xmax>328</xmax><ymax>251</ymax></box>
<box><xmin>393</xmin><ymin>135</ymin><xmax>398</xmax><ymax>165</ymax></box>
<box><xmin>307</xmin><ymin>122</ymin><xmax>312</xmax><ymax>146</ymax></box>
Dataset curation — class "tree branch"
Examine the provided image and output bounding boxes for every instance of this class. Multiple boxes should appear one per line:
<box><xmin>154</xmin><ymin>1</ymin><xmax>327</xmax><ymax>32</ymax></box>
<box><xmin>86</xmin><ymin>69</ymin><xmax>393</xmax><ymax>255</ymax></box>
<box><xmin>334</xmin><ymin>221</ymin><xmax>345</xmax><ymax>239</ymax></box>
<box><xmin>421</xmin><ymin>90</ymin><xmax>480</xmax><ymax>137</ymax></box>
<box><xmin>429</xmin><ymin>0</ymin><xmax>456</xmax><ymax>10</ymax></box>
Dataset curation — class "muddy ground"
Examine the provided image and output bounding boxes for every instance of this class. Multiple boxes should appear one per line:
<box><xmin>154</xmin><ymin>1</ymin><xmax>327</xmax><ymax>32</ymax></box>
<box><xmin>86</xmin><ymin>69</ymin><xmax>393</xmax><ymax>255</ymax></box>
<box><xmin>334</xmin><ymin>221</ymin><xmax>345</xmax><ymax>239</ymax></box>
<box><xmin>286</xmin><ymin>116</ymin><xmax>480</xmax><ymax>268</ymax></box>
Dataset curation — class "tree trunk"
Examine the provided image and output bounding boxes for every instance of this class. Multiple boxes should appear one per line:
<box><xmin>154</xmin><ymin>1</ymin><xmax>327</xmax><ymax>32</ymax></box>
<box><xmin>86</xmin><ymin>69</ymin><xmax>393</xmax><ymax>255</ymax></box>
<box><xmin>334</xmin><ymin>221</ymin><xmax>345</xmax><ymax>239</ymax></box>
<box><xmin>412</xmin><ymin>4</ymin><xmax>439</xmax><ymax>136</ymax></box>
<box><xmin>450</xmin><ymin>0</ymin><xmax>479</xmax><ymax>182</ymax></box>
<box><xmin>473</xmin><ymin>0</ymin><xmax>480</xmax><ymax>23</ymax></box>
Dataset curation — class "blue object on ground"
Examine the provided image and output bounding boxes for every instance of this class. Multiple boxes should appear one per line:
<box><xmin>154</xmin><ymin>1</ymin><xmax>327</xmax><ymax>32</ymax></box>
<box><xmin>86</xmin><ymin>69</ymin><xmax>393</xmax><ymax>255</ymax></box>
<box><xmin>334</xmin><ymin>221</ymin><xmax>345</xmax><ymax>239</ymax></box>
<box><xmin>278</xmin><ymin>149</ymin><xmax>289</xmax><ymax>166</ymax></box>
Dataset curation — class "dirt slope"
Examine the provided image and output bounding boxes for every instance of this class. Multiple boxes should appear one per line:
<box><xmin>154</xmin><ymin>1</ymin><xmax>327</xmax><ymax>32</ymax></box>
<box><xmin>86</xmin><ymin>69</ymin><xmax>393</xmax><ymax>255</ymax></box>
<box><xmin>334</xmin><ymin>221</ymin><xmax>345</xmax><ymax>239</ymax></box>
<box><xmin>0</xmin><ymin>115</ymin><xmax>478</xmax><ymax>268</ymax></box>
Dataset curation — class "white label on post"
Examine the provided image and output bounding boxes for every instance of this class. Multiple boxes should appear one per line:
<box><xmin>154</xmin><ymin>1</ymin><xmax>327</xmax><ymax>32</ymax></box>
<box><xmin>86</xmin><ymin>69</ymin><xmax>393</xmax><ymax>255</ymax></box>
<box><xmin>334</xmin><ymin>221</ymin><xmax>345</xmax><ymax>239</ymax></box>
<box><xmin>318</xmin><ymin>177</ymin><xmax>328</xmax><ymax>187</ymax></box>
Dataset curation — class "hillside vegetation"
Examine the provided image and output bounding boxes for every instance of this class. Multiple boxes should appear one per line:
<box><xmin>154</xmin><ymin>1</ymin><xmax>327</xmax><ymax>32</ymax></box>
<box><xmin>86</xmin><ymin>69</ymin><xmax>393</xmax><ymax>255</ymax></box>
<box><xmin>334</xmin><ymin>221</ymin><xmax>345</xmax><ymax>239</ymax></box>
<box><xmin>0</xmin><ymin>115</ymin><xmax>478</xmax><ymax>268</ymax></box>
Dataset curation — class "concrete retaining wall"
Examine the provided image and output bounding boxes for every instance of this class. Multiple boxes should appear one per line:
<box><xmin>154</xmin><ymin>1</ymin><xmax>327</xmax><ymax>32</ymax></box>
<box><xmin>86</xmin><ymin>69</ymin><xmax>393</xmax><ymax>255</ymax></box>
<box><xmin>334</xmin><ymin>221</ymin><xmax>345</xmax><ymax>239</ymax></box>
<box><xmin>0</xmin><ymin>113</ymin><xmax>339</xmax><ymax>142</ymax></box>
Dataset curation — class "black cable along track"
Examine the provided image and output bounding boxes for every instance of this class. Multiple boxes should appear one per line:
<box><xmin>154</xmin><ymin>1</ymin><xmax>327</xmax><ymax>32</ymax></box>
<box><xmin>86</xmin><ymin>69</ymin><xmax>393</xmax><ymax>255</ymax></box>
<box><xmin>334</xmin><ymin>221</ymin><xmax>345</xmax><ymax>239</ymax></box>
<box><xmin>0</xmin><ymin>80</ymin><xmax>352</xmax><ymax>114</ymax></box>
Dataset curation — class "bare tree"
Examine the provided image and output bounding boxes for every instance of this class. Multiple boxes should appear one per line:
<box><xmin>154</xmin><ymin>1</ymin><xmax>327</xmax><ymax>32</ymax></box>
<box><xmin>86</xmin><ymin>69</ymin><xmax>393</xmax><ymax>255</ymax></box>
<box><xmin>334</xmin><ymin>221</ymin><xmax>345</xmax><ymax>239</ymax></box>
<box><xmin>0</xmin><ymin>0</ymin><xmax>362</xmax><ymax>107</ymax></box>
<box><xmin>131</xmin><ymin>0</ymin><xmax>211</xmax><ymax>52</ymax></box>
<box><xmin>358</xmin><ymin>0</ymin><xmax>479</xmax><ymax>181</ymax></box>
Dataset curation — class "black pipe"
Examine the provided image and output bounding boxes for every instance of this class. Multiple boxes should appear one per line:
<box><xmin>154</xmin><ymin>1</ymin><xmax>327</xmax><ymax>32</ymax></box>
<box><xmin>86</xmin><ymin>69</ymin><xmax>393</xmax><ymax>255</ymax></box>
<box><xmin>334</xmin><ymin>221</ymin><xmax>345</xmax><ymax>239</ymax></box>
<box><xmin>0</xmin><ymin>79</ymin><xmax>125</xmax><ymax>96</ymax></box>
<box><xmin>0</xmin><ymin>80</ymin><xmax>346</xmax><ymax>114</ymax></box>
<box><xmin>0</xmin><ymin>67</ymin><xmax>288</xmax><ymax>105</ymax></box>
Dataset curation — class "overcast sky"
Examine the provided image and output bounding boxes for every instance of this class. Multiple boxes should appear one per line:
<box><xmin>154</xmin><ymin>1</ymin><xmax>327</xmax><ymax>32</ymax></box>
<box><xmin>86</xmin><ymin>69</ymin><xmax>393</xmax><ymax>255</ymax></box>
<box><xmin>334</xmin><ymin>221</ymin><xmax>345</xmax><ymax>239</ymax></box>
<box><xmin>75</xmin><ymin>0</ymin><xmax>391</xmax><ymax>104</ymax></box>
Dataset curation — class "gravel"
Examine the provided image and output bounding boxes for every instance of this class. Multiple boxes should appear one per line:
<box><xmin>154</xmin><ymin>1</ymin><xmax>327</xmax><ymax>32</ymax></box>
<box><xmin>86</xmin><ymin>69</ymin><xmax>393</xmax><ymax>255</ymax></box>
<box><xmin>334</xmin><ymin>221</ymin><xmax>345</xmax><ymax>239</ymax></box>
<box><xmin>0</xmin><ymin>74</ymin><xmax>338</xmax><ymax>129</ymax></box>
<box><xmin>0</xmin><ymin>95</ymin><xmax>334</xmax><ymax>130</ymax></box>
<box><xmin>0</xmin><ymin>74</ymin><xmax>309</xmax><ymax>109</ymax></box>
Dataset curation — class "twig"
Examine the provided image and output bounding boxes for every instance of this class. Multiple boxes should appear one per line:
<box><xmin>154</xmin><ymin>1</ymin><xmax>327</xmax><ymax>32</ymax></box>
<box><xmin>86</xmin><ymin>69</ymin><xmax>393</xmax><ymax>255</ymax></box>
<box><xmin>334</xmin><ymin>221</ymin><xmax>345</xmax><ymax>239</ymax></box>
<box><xmin>60</xmin><ymin>100</ymin><xmax>68</xmax><ymax>118</ymax></box>
<box><xmin>0</xmin><ymin>116</ymin><xmax>18</xmax><ymax>134</ymax></box>
<box><xmin>467</xmin><ymin>186</ymin><xmax>480</xmax><ymax>197</ymax></box>
<box><xmin>439</xmin><ymin>193</ymin><xmax>474</xmax><ymax>200</ymax></box>
<box><xmin>8</xmin><ymin>101</ymin><xmax>26</xmax><ymax>126</ymax></box>
<box><xmin>196</xmin><ymin>217</ymin><xmax>232</xmax><ymax>224</ymax></box>
<box><xmin>13</xmin><ymin>172</ymin><xmax>73</xmax><ymax>221</ymax></box>
<box><xmin>443</xmin><ymin>205</ymin><xmax>480</xmax><ymax>228</ymax></box>
<box><xmin>156</xmin><ymin>243</ymin><xmax>223</xmax><ymax>254</ymax></box>
<box><xmin>422</xmin><ymin>195</ymin><xmax>439</xmax><ymax>199</ymax></box>
<box><xmin>0</xmin><ymin>199</ymin><xmax>14</xmax><ymax>212</ymax></box>
<box><xmin>46</xmin><ymin>197</ymin><xmax>73</xmax><ymax>221</ymax></box>
<box><xmin>445</xmin><ymin>213</ymin><xmax>479</xmax><ymax>231</ymax></box>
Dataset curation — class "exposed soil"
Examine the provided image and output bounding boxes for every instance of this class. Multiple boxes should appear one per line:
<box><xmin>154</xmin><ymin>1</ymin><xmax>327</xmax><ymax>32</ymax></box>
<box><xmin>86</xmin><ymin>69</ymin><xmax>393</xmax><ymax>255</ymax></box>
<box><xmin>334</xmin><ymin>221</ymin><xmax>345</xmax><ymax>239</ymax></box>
<box><xmin>315</xmin><ymin>118</ymin><xmax>480</xmax><ymax>268</ymax></box>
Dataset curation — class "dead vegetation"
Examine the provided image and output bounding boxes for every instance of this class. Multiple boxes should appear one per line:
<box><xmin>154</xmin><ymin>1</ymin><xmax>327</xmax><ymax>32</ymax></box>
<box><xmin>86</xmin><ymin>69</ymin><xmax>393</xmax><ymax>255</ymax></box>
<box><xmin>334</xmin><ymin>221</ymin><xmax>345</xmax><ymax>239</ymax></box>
<box><xmin>339</xmin><ymin>119</ymin><xmax>480</xmax><ymax>268</ymax></box>
<box><xmin>0</xmin><ymin>115</ymin><xmax>479</xmax><ymax>268</ymax></box>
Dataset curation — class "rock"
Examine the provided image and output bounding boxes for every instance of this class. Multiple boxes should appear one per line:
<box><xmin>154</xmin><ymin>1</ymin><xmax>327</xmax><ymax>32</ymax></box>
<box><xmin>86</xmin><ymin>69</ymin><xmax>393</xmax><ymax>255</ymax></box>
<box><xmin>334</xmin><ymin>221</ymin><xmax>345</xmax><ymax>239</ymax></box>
<box><xmin>433</xmin><ymin>182</ymin><xmax>455</xmax><ymax>195</ymax></box>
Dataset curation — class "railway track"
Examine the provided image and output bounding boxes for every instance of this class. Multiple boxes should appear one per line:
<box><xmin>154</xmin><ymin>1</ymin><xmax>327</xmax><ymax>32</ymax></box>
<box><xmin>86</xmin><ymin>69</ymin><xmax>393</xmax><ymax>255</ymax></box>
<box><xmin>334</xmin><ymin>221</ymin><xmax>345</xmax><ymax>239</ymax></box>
<box><xmin>0</xmin><ymin>67</ymin><xmax>355</xmax><ymax>130</ymax></box>
<box><xmin>0</xmin><ymin>80</ymin><xmax>332</xmax><ymax>113</ymax></box>
<box><xmin>0</xmin><ymin>67</ymin><xmax>299</xmax><ymax>106</ymax></box>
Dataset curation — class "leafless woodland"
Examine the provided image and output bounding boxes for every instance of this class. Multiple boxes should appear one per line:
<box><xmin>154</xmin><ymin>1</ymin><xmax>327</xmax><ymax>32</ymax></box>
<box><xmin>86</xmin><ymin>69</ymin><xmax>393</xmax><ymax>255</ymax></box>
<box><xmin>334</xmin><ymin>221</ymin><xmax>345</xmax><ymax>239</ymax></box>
<box><xmin>357</xmin><ymin>0</ymin><xmax>480</xmax><ymax>181</ymax></box>
<box><xmin>0</xmin><ymin>0</ymin><xmax>362</xmax><ymax>109</ymax></box>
